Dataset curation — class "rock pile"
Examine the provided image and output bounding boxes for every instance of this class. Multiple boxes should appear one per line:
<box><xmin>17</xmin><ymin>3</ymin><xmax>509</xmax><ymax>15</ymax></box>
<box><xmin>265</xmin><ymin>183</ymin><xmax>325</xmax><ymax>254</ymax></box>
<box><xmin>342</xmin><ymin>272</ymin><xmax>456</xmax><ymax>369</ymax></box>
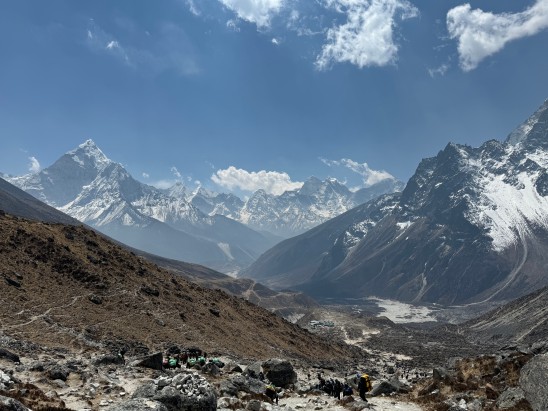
<box><xmin>411</xmin><ymin>344</ymin><xmax>548</xmax><ymax>410</ymax></box>
<box><xmin>118</xmin><ymin>372</ymin><xmax>217</xmax><ymax>411</ymax></box>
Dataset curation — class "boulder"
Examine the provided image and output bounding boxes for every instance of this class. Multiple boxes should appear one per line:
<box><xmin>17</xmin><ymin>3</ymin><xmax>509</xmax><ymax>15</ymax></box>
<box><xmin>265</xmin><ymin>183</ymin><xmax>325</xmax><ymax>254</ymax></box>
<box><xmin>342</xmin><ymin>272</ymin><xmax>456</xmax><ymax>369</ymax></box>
<box><xmin>497</xmin><ymin>387</ymin><xmax>526</xmax><ymax>409</ymax></box>
<box><xmin>202</xmin><ymin>362</ymin><xmax>220</xmax><ymax>376</ymax></box>
<box><xmin>131</xmin><ymin>382</ymin><xmax>157</xmax><ymax>399</ymax></box>
<box><xmin>94</xmin><ymin>354</ymin><xmax>124</xmax><ymax>366</ymax></box>
<box><xmin>243</xmin><ymin>362</ymin><xmax>262</xmax><ymax>379</ymax></box>
<box><xmin>261</xmin><ymin>359</ymin><xmax>297</xmax><ymax>388</ymax></box>
<box><xmin>0</xmin><ymin>395</ymin><xmax>31</xmax><ymax>411</ymax></box>
<box><xmin>0</xmin><ymin>348</ymin><xmax>20</xmax><ymax>363</ymax></box>
<box><xmin>218</xmin><ymin>374</ymin><xmax>265</xmax><ymax>397</ymax></box>
<box><xmin>131</xmin><ymin>352</ymin><xmax>163</xmax><ymax>371</ymax></box>
<box><xmin>519</xmin><ymin>353</ymin><xmax>548</xmax><ymax>411</ymax></box>
<box><xmin>433</xmin><ymin>367</ymin><xmax>451</xmax><ymax>382</ymax></box>
<box><xmin>370</xmin><ymin>377</ymin><xmax>408</xmax><ymax>397</ymax></box>
<box><xmin>105</xmin><ymin>398</ymin><xmax>168</xmax><ymax>411</ymax></box>
<box><xmin>47</xmin><ymin>366</ymin><xmax>69</xmax><ymax>381</ymax></box>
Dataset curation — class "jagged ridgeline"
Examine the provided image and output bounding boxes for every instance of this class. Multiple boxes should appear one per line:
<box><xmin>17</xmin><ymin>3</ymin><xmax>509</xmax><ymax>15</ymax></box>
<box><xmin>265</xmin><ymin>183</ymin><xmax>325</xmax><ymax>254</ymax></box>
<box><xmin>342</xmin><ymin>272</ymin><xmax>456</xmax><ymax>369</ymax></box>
<box><xmin>245</xmin><ymin>99</ymin><xmax>548</xmax><ymax>306</ymax></box>
<box><xmin>4</xmin><ymin>140</ymin><xmax>402</xmax><ymax>275</ymax></box>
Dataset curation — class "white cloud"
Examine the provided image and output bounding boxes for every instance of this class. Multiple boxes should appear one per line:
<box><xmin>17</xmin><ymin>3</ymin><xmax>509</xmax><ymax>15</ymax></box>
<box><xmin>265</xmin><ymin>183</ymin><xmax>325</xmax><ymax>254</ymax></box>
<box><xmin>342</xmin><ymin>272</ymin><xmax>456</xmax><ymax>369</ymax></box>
<box><xmin>219</xmin><ymin>0</ymin><xmax>285</xmax><ymax>28</ymax></box>
<box><xmin>86</xmin><ymin>20</ymin><xmax>199</xmax><ymax>76</ymax></box>
<box><xmin>142</xmin><ymin>172</ymin><xmax>150</xmax><ymax>179</ymax></box>
<box><xmin>271</xmin><ymin>37</ymin><xmax>280</xmax><ymax>45</ymax></box>
<box><xmin>320</xmin><ymin>157</ymin><xmax>395</xmax><ymax>187</ymax></box>
<box><xmin>316</xmin><ymin>0</ymin><xmax>419</xmax><ymax>70</ymax></box>
<box><xmin>28</xmin><ymin>156</ymin><xmax>41</xmax><ymax>173</ymax></box>
<box><xmin>106</xmin><ymin>40</ymin><xmax>120</xmax><ymax>50</ymax></box>
<box><xmin>226</xmin><ymin>19</ymin><xmax>241</xmax><ymax>32</ymax></box>
<box><xmin>447</xmin><ymin>1</ymin><xmax>548</xmax><ymax>71</ymax></box>
<box><xmin>185</xmin><ymin>0</ymin><xmax>201</xmax><ymax>16</ymax></box>
<box><xmin>211</xmin><ymin>166</ymin><xmax>303</xmax><ymax>195</ymax></box>
<box><xmin>170</xmin><ymin>166</ymin><xmax>182</xmax><ymax>180</ymax></box>
<box><xmin>428</xmin><ymin>62</ymin><xmax>450</xmax><ymax>78</ymax></box>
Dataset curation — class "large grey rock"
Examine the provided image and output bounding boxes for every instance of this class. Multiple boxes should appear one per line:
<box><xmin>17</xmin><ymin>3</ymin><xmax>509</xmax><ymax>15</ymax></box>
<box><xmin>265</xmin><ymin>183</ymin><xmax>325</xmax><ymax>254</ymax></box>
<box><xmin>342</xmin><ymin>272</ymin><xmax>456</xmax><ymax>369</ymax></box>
<box><xmin>497</xmin><ymin>387</ymin><xmax>526</xmax><ymax>410</ymax></box>
<box><xmin>154</xmin><ymin>386</ymin><xmax>183</xmax><ymax>411</ymax></box>
<box><xmin>132</xmin><ymin>382</ymin><xmax>157</xmax><ymax>399</ymax></box>
<box><xmin>519</xmin><ymin>354</ymin><xmax>548</xmax><ymax>411</ymax></box>
<box><xmin>0</xmin><ymin>348</ymin><xmax>20</xmax><ymax>363</ymax></box>
<box><xmin>0</xmin><ymin>395</ymin><xmax>31</xmax><ymax>411</ymax></box>
<box><xmin>94</xmin><ymin>354</ymin><xmax>124</xmax><ymax>366</ymax></box>
<box><xmin>47</xmin><ymin>365</ymin><xmax>69</xmax><ymax>381</ymax></box>
<box><xmin>369</xmin><ymin>377</ymin><xmax>408</xmax><ymax>397</ymax></box>
<box><xmin>261</xmin><ymin>359</ymin><xmax>297</xmax><ymax>388</ymax></box>
<box><xmin>243</xmin><ymin>361</ymin><xmax>262</xmax><ymax>378</ymax></box>
<box><xmin>105</xmin><ymin>398</ymin><xmax>168</xmax><ymax>411</ymax></box>
<box><xmin>131</xmin><ymin>352</ymin><xmax>164</xmax><ymax>371</ymax></box>
<box><xmin>218</xmin><ymin>374</ymin><xmax>266</xmax><ymax>397</ymax></box>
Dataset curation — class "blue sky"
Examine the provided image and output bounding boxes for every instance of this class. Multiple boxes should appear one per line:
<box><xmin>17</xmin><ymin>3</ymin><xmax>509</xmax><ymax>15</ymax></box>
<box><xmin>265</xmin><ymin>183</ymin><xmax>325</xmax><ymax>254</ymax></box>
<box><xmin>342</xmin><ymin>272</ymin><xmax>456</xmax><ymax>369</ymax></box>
<box><xmin>1</xmin><ymin>0</ymin><xmax>548</xmax><ymax>196</ymax></box>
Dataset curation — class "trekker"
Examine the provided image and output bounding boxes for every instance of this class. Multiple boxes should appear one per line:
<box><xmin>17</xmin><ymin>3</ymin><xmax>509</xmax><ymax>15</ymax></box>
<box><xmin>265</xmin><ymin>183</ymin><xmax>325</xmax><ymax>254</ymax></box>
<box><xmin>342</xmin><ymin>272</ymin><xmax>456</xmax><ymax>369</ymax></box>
<box><xmin>334</xmin><ymin>379</ymin><xmax>342</xmax><ymax>400</ymax></box>
<box><xmin>358</xmin><ymin>373</ymin><xmax>372</xmax><ymax>402</ymax></box>
<box><xmin>265</xmin><ymin>384</ymin><xmax>278</xmax><ymax>404</ymax></box>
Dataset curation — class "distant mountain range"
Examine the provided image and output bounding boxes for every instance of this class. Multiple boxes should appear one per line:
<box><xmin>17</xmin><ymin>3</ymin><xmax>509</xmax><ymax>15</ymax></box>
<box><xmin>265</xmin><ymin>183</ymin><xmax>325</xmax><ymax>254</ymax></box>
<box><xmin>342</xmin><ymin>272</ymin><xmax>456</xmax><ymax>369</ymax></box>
<box><xmin>245</xmin><ymin>99</ymin><xmax>548</xmax><ymax>306</ymax></box>
<box><xmin>4</xmin><ymin>140</ymin><xmax>402</xmax><ymax>273</ymax></box>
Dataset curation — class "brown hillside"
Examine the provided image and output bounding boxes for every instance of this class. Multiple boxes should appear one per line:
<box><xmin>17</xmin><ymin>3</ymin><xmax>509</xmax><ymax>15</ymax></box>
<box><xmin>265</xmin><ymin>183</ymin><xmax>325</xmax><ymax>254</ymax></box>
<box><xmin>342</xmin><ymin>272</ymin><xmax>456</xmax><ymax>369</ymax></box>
<box><xmin>0</xmin><ymin>211</ymin><xmax>358</xmax><ymax>362</ymax></box>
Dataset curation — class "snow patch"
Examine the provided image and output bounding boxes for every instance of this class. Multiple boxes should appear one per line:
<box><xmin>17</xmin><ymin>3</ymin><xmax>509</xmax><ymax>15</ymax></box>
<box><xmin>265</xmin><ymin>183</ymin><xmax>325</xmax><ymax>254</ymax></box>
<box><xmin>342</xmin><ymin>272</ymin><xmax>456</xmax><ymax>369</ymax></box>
<box><xmin>217</xmin><ymin>243</ymin><xmax>234</xmax><ymax>260</ymax></box>
<box><xmin>369</xmin><ymin>297</ymin><xmax>437</xmax><ymax>323</ymax></box>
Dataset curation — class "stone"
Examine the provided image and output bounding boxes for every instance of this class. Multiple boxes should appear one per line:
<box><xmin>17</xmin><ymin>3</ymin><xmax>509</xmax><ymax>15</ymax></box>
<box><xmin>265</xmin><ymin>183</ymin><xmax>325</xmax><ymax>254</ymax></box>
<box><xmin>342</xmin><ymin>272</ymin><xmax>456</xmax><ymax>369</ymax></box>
<box><xmin>244</xmin><ymin>362</ymin><xmax>262</xmax><ymax>379</ymax></box>
<box><xmin>432</xmin><ymin>367</ymin><xmax>450</xmax><ymax>382</ymax></box>
<box><xmin>0</xmin><ymin>395</ymin><xmax>31</xmax><ymax>411</ymax></box>
<box><xmin>519</xmin><ymin>353</ymin><xmax>548</xmax><ymax>411</ymax></box>
<box><xmin>132</xmin><ymin>382</ymin><xmax>157</xmax><ymax>399</ymax></box>
<box><xmin>202</xmin><ymin>362</ymin><xmax>221</xmax><ymax>376</ymax></box>
<box><xmin>94</xmin><ymin>354</ymin><xmax>124</xmax><ymax>366</ymax></box>
<box><xmin>497</xmin><ymin>387</ymin><xmax>526</xmax><ymax>409</ymax></box>
<box><xmin>261</xmin><ymin>359</ymin><xmax>297</xmax><ymax>388</ymax></box>
<box><xmin>131</xmin><ymin>352</ymin><xmax>163</xmax><ymax>371</ymax></box>
<box><xmin>47</xmin><ymin>365</ymin><xmax>69</xmax><ymax>381</ymax></box>
<box><xmin>105</xmin><ymin>398</ymin><xmax>168</xmax><ymax>411</ymax></box>
<box><xmin>0</xmin><ymin>348</ymin><xmax>20</xmax><ymax>363</ymax></box>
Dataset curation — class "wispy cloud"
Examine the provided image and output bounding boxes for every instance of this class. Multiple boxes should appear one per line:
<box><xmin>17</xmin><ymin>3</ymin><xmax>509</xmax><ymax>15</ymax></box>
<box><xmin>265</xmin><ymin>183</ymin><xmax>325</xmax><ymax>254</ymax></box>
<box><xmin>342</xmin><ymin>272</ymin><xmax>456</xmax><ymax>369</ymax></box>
<box><xmin>185</xmin><ymin>0</ymin><xmax>201</xmax><ymax>16</ymax></box>
<box><xmin>86</xmin><ymin>19</ymin><xmax>199</xmax><ymax>76</ymax></box>
<box><xmin>170</xmin><ymin>166</ymin><xmax>183</xmax><ymax>180</ymax></box>
<box><xmin>211</xmin><ymin>166</ymin><xmax>303</xmax><ymax>195</ymax></box>
<box><xmin>142</xmin><ymin>172</ymin><xmax>150</xmax><ymax>179</ymax></box>
<box><xmin>427</xmin><ymin>61</ymin><xmax>450</xmax><ymax>78</ymax></box>
<box><xmin>219</xmin><ymin>0</ymin><xmax>285</xmax><ymax>28</ymax></box>
<box><xmin>447</xmin><ymin>0</ymin><xmax>548</xmax><ymax>71</ymax></box>
<box><xmin>316</xmin><ymin>0</ymin><xmax>419</xmax><ymax>70</ymax></box>
<box><xmin>320</xmin><ymin>157</ymin><xmax>395</xmax><ymax>187</ymax></box>
<box><xmin>226</xmin><ymin>19</ymin><xmax>241</xmax><ymax>32</ymax></box>
<box><xmin>28</xmin><ymin>156</ymin><xmax>41</xmax><ymax>173</ymax></box>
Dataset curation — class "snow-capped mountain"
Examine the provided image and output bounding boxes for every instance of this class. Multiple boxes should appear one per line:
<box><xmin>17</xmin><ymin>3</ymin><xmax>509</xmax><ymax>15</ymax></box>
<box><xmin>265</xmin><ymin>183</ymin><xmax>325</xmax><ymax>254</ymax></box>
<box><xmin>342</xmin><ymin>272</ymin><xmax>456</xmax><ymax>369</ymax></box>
<box><xmin>245</xmin><ymin>99</ymin><xmax>548</xmax><ymax>306</ymax></box>
<box><xmin>6</xmin><ymin>140</ymin><xmax>278</xmax><ymax>273</ymax></box>
<box><xmin>186</xmin><ymin>176</ymin><xmax>404</xmax><ymax>238</ymax></box>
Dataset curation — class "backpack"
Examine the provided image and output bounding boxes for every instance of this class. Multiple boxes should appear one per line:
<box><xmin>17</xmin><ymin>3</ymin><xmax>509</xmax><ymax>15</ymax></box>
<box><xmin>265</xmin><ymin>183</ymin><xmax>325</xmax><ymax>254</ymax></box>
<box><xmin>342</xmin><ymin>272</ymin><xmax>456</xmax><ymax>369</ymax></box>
<box><xmin>360</xmin><ymin>374</ymin><xmax>372</xmax><ymax>392</ymax></box>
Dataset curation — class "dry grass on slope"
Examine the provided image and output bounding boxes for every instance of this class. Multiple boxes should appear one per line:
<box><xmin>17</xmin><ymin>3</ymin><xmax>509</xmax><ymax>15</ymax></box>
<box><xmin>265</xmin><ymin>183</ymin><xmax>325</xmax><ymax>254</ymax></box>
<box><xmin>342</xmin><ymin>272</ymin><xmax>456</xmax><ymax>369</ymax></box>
<box><xmin>0</xmin><ymin>212</ymin><xmax>358</xmax><ymax>363</ymax></box>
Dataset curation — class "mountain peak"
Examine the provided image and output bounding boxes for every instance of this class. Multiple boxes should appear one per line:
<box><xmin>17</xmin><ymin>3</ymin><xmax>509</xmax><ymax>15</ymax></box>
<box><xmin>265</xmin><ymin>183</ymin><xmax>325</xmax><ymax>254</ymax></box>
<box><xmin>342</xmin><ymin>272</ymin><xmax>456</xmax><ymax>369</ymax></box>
<box><xmin>506</xmin><ymin>99</ymin><xmax>548</xmax><ymax>146</ymax></box>
<box><xmin>67</xmin><ymin>139</ymin><xmax>110</xmax><ymax>169</ymax></box>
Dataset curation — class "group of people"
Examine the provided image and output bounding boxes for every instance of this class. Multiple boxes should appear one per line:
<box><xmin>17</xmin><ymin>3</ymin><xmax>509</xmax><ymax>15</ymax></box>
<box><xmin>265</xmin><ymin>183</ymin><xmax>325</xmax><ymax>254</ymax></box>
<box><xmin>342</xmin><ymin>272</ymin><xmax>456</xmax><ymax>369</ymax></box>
<box><xmin>317</xmin><ymin>376</ymin><xmax>353</xmax><ymax>400</ymax></box>
<box><xmin>317</xmin><ymin>372</ymin><xmax>372</xmax><ymax>402</ymax></box>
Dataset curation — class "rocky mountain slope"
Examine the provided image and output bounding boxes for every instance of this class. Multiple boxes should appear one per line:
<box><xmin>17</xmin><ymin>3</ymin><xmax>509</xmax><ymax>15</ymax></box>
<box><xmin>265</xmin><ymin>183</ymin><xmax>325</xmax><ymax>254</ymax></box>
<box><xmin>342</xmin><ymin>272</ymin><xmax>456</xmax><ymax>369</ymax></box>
<box><xmin>5</xmin><ymin>140</ymin><xmax>278</xmax><ymax>273</ymax></box>
<box><xmin>464</xmin><ymin>285</ymin><xmax>548</xmax><ymax>345</ymax></box>
<box><xmin>0</xmin><ymin>211</ymin><xmax>356</xmax><ymax>361</ymax></box>
<box><xmin>247</xmin><ymin>99</ymin><xmax>548</xmax><ymax>306</ymax></box>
